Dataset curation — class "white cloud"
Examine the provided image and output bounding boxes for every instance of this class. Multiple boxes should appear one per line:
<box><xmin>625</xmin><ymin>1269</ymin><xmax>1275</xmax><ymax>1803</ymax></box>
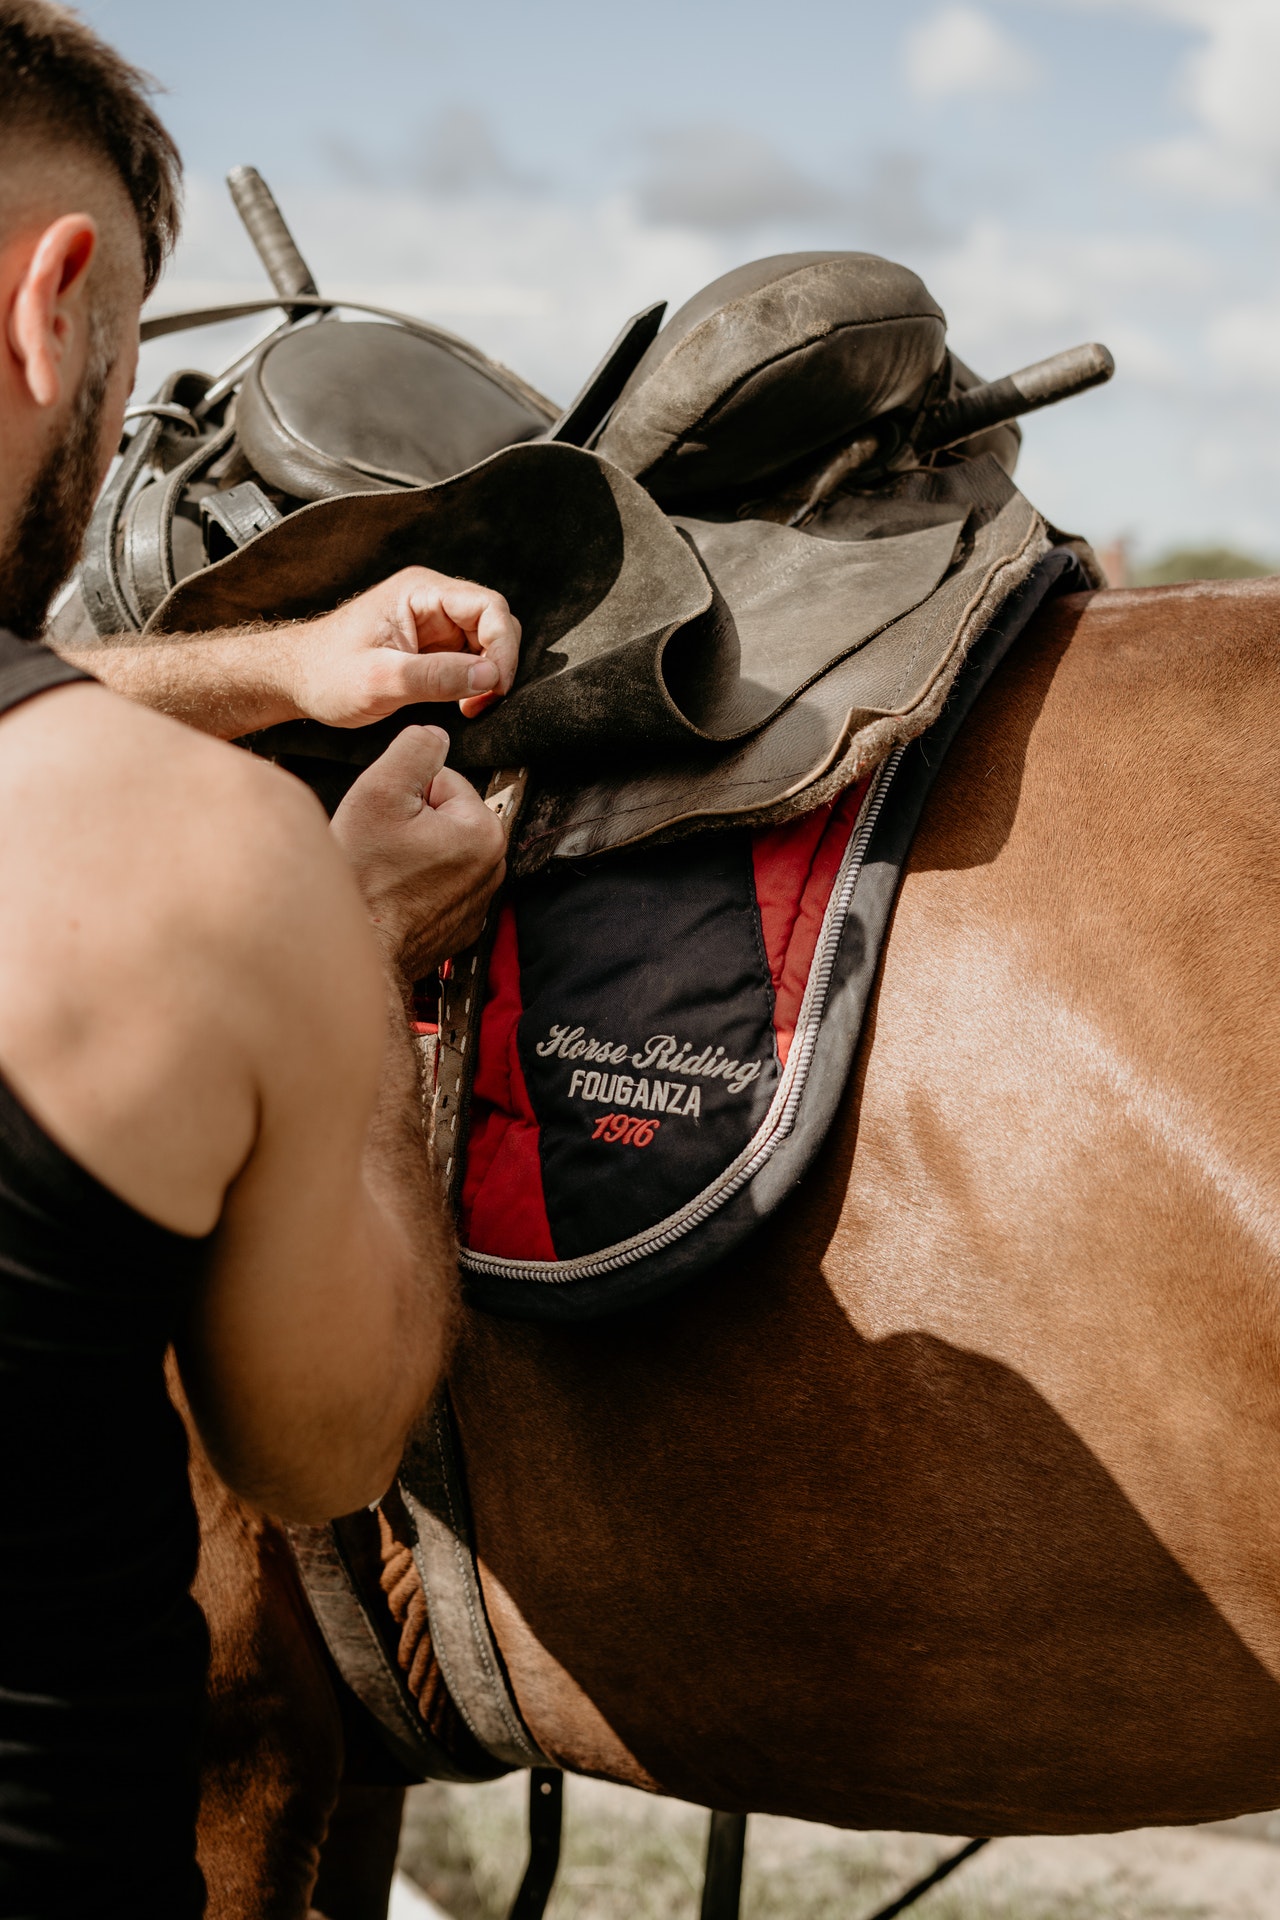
<box><xmin>904</xmin><ymin>5</ymin><xmax>1041</xmax><ymax>100</ymax></box>
<box><xmin>1022</xmin><ymin>1</ymin><xmax>1280</xmax><ymax>201</ymax></box>
<box><xmin>634</xmin><ymin>125</ymin><xmax>836</xmax><ymax>230</ymax></box>
<box><xmin>134</xmin><ymin>165</ymin><xmax>1280</xmax><ymax>561</ymax></box>
<box><xmin>926</xmin><ymin>219</ymin><xmax>1204</xmax><ymax>373</ymax></box>
<box><xmin>1134</xmin><ymin>134</ymin><xmax>1263</xmax><ymax>203</ymax></box>
<box><xmin>1208</xmin><ymin>294</ymin><xmax>1280</xmax><ymax>392</ymax></box>
<box><xmin>1025</xmin><ymin>1</ymin><xmax>1215</xmax><ymax>25</ymax></box>
<box><xmin>139</xmin><ymin>174</ymin><xmax>728</xmax><ymax>411</ymax></box>
<box><xmin>1127</xmin><ymin>0</ymin><xmax>1280</xmax><ymax>202</ymax></box>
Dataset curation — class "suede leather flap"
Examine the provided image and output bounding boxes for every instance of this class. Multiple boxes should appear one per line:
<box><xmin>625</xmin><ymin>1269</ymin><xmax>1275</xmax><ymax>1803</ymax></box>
<box><xmin>146</xmin><ymin>441</ymin><xmax>971</xmax><ymax>774</ymax></box>
<box><xmin>459</xmin><ymin>499</ymin><xmax>963</xmax><ymax>767</ymax></box>
<box><xmin>664</xmin><ymin>511</ymin><xmax>965</xmax><ymax>737</ymax></box>
<box><xmin>512</xmin><ymin>456</ymin><xmax>1049</xmax><ymax>868</ymax></box>
<box><xmin>147</xmin><ymin>442</ymin><xmax>711</xmax><ymax>757</ymax></box>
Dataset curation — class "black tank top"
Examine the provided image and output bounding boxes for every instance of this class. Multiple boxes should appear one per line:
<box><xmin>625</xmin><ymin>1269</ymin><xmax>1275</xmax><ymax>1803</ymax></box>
<box><xmin>0</xmin><ymin>633</ymin><xmax>213</xmax><ymax>1918</ymax></box>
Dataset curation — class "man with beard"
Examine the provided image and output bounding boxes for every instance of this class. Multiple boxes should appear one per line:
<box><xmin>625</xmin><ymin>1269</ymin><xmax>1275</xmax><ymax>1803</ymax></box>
<box><xmin>0</xmin><ymin>4</ymin><xmax>518</xmax><ymax>1913</ymax></box>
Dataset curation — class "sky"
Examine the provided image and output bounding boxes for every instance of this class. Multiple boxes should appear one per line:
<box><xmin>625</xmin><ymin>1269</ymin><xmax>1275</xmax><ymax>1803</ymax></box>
<box><xmin>78</xmin><ymin>0</ymin><xmax>1280</xmax><ymax>561</ymax></box>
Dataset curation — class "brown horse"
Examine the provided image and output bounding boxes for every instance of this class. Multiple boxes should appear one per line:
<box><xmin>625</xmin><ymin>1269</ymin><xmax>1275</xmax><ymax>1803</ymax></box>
<box><xmin>189</xmin><ymin>574</ymin><xmax>1280</xmax><ymax>1920</ymax></box>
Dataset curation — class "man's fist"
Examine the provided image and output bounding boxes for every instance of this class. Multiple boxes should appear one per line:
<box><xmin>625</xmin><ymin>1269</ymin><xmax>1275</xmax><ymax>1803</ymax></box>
<box><xmin>331</xmin><ymin>725</ymin><xmax>507</xmax><ymax>979</ymax></box>
<box><xmin>290</xmin><ymin>567</ymin><xmax>521</xmax><ymax>728</ymax></box>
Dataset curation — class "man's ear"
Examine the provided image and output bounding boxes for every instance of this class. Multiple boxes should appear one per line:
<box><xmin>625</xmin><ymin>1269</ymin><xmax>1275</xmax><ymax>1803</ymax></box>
<box><xmin>9</xmin><ymin>213</ymin><xmax>99</xmax><ymax>410</ymax></box>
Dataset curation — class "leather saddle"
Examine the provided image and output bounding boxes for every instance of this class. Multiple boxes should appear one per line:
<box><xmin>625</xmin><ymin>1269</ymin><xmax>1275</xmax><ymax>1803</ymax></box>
<box><xmin>62</xmin><ymin>246</ymin><xmax>1097</xmax><ymax>864</ymax></box>
<box><xmin>65</xmin><ymin>306</ymin><xmax>557</xmax><ymax>642</ymax></box>
<box><xmin>61</xmin><ymin>226</ymin><xmax>1105</xmax><ymax>865</ymax></box>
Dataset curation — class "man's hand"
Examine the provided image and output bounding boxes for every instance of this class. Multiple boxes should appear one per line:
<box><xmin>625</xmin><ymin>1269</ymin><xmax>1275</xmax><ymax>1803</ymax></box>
<box><xmin>331</xmin><ymin>724</ymin><xmax>507</xmax><ymax>980</ymax></box>
<box><xmin>50</xmin><ymin>565</ymin><xmax>521</xmax><ymax>740</ymax></box>
<box><xmin>293</xmin><ymin>566</ymin><xmax>521</xmax><ymax>726</ymax></box>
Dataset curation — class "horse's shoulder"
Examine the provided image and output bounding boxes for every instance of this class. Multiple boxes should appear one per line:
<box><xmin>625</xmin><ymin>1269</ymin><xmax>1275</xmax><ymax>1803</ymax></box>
<box><xmin>1027</xmin><ymin>574</ymin><xmax>1280</xmax><ymax>701</ymax></box>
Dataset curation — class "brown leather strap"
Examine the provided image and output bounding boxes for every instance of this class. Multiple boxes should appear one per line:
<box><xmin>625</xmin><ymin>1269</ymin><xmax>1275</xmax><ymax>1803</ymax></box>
<box><xmin>399</xmin><ymin>1396</ymin><xmax>551</xmax><ymax>1771</ymax></box>
<box><xmin>434</xmin><ymin>939</ymin><xmax>487</xmax><ymax>1204</ymax></box>
<box><xmin>395</xmin><ymin>767</ymin><xmax>553</xmax><ymax>1772</ymax></box>
<box><xmin>433</xmin><ymin>769</ymin><xmax>528</xmax><ymax>1201</ymax></box>
<box><xmin>119</xmin><ymin>423</ymin><xmax>236</xmax><ymax>629</ymax></box>
<box><xmin>285</xmin><ymin>1513</ymin><xmax>491</xmax><ymax>1783</ymax></box>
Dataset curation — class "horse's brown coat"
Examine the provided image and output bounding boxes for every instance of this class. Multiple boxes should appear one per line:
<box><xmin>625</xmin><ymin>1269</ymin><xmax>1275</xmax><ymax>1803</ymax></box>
<box><xmin>193</xmin><ymin>580</ymin><xmax>1280</xmax><ymax>1912</ymax></box>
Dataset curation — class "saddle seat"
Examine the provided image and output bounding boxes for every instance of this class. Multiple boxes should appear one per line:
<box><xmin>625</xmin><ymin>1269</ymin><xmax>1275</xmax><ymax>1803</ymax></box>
<box><xmin>592</xmin><ymin>251</ymin><xmax>948</xmax><ymax>503</ymax></box>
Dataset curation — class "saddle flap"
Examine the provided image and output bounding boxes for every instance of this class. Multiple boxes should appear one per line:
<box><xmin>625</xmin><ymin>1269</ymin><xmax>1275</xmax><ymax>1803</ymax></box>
<box><xmin>662</xmin><ymin>508</ymin><xmax>966</xmax><ymax>737</ymax></box>
<box><xmin>235</xmin><ymin>319</ymin><xmax>552</xmax><ymax>501</ymax></box>
<box><xmin>594</xmin><ymin>252</ymin><xmax>947</xmax><ymax>506</ymax></box>
<box><xmin>512</xmin><ymin>457</ymin><xmax>1055</xmax><ymax>869</ymax></box>
<box><xmin>146</xmin><ymin>442</ymin><xmax>720</xmax><ymax>765</ymax></box>
<box><xmin>145</xmin><ymin>440</ymin><xmax>974</xmax><ymax>786</ymax></box>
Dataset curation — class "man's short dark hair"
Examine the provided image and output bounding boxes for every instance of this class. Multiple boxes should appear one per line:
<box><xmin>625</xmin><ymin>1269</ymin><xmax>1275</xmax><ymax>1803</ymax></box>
<box><xmin>0</xmin><ymin>1</ymin><xmax>181</xmax><ymax>294</ymax></box>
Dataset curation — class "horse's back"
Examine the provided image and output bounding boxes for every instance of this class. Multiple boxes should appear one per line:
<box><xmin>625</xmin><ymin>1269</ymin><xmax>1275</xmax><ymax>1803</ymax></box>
<box><xmin>453</xmin><ymin>577</ymin><xmax>1280</xmax><ymax>1833</ymax></box>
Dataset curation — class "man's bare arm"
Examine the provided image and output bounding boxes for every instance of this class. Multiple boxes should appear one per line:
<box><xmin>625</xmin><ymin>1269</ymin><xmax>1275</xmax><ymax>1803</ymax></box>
<box><xmin>0</xmin><ymin>686</ymin><xmax>501</xmax><ymax>1521</ymax></box>
<box><xmin>175</xmin><ymin>726</ymin><xmax>506</xmax><ymax>1521</ymax></box>
<box><xmin>52</xmin><ymin>564</ymin><xmax>521</xmax><ymax>739</ymax></box>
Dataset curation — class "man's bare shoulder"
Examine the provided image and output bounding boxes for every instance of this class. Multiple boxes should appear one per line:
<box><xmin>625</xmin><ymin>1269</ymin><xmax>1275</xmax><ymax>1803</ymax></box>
<box><xmin>0</xmin><ymin>682</ymin><xmax>384</xmax><ymax>1233</ymax></box>
<box><xmin>0</xmin><ymin>675</ymin><xmax>317</xmax><ymax>843</ymax></box>
<box><xmin>0</xmin><ymin>679</ymin><xmax>362</xmax><ymax>940</ymax></box>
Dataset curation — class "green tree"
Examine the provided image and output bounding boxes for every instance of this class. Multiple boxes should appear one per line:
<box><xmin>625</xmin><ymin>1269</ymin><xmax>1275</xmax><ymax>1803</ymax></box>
<box><xmin>1134</xmin><ymin>546</ymin><xmax>1275</xmax><ymax>585</ymax></box>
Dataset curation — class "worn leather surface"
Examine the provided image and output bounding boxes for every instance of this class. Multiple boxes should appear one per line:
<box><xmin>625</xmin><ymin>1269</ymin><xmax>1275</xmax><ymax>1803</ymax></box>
<box><xmin>237</xmin><ymin>320</ymin><xmax>551</xmax><ymax>501</ymax></box>
<box><xmin>664</xmin><ymin>509</ymin><xmax>964</xmax><ymax>736</ymax></box>
<box><xmin>117</xmin><ymin>422</ymin><xmax>236</xmax><ymax>626</ymax></box>
<box><xmin>284</xmin><ymin>1514</ymin><xmax>494</xmax><ymax>1782</ymax></box>
<box><xmin>78</xmin><ymin>368</ymin><xmax>216</xmax><ymax>635</ymax></box>
<box><xmin>149</xmin><ymin>443</ymin><xmax>716</xmax><ymax>760</ymax></box>
<box><xmin>146</xmin><ymin>440</ymin><xmax>980</xmax><ymax>789</ymax></box>
<box><xmin>398</xmin><ymin>1399</ymin><xmax>549</xmax><ymax>1770</ymax></box>
<box><xmin>594</xmin><ymin>253</ymin><xmax>946</xmax><ymax>504</ymax></box>
<box><xmin>514</xmin><ymin>456</ymin><xmax>1051</xmax><ymax>867</ymax></box>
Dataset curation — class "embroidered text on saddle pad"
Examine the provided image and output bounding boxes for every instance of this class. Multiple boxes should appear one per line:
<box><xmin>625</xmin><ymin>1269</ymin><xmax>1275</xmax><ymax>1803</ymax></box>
<box><xmin>459</xmin><ymin>776</ymin><xmax>875</xmax><ymax>1285</ymax></box>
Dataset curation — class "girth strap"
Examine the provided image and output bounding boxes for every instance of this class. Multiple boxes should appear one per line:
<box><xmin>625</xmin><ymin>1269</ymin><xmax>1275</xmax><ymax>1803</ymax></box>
<box><xmin>284</xmin><ymin>1512</ymin><xmax>484</xmax><ymax>1783</ymax></box>
<box><xmin>398</xmin><ymin>1395</ymin><xmax>550</xmax><ymax>1771</ymax></box>
<box><xmin>434</xmin><ymin>769</ymin><xmax>529</xmax><ymax>1204</ymax></box>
